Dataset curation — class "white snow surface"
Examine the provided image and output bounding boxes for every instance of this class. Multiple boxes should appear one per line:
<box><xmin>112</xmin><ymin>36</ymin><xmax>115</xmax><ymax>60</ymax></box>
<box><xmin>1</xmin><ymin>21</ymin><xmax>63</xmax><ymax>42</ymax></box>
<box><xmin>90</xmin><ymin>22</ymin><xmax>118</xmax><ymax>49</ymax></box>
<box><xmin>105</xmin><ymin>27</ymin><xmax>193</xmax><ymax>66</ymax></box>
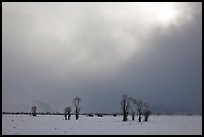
<box><xmin>2</xmin><ymin>114</ymin><xmax>202</xmax><ymax>135</ymax></box>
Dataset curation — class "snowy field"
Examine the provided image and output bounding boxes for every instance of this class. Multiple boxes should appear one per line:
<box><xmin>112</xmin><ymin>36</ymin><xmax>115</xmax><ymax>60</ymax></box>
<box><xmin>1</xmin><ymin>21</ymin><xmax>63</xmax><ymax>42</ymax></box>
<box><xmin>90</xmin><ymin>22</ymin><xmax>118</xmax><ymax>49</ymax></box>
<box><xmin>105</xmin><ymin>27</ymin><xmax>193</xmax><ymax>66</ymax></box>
<box><xmin>2</xmin><ymin>114</ymin><xmax>202</xmax><ymax>135</ymax></box>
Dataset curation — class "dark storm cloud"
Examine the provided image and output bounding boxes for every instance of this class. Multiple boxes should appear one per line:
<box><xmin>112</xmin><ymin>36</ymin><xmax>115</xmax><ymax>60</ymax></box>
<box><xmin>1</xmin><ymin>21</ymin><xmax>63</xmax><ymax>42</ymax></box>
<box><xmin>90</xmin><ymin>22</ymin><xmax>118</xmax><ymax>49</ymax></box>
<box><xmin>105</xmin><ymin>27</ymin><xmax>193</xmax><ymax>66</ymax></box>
<box><xmin>2</xmin><ymin>2</ymin><xmax>202</xmax><ymax>114</ymax></box>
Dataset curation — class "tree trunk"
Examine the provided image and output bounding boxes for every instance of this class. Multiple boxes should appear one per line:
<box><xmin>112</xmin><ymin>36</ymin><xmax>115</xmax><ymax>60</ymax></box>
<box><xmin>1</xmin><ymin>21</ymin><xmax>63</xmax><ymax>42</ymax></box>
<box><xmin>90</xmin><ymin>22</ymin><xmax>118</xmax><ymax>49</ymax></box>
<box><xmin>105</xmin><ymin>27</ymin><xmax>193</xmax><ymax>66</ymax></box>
<box><xmin>139</xmin><ymin>115</ymin><xmax>141</xmax><ymax>122</ymax></box>
<box><xmin>138</xmin><ymin>109</ymin><xmax>141</xmax><ymax>122</ymax></box>
<box><xmin>75</xmin><ymin>107</ymin><xmax>79</xmax><ymax>120</ymax></box>
<box><xmin>123</xmin><ymin>110</ymin><xmax>126</xmax><ymax>121</ymax></box>
<box><xmin>65</xmin><ymin>114</ymin><xmax>67</xmax><ymax>120</ymax></box>
<box><xmin>68</xmin><ymin>111</ymin><xmax>71</xmax><ymax>120</ymax></box>
<box><xmin>123</xmin><ymin>103</ymin><xmax>127</xmax><ymax>121</ymax></box>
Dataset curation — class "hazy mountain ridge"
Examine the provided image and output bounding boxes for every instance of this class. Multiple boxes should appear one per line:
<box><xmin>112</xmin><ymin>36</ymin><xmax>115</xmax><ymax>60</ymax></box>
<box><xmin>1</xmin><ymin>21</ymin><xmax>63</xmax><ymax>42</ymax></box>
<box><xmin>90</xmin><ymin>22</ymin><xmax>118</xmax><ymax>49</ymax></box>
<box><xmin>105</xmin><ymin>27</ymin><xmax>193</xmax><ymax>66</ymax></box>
<box><xmin>2</xmin><ymin>100</ymin><xmax>58</xmax><ymax>113</ymax></box>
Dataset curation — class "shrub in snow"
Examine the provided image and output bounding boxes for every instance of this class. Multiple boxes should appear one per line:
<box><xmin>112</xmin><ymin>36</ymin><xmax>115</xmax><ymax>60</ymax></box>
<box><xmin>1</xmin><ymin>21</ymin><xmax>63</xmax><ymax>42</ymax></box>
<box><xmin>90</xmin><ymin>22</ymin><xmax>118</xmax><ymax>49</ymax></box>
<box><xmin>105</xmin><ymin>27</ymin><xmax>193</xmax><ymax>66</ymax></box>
<box><xmin>131</xmin><ymin>111</ymin><xmax>135</xmax><ymax>121</ymax></box>
<box><xmin>87</xmin><ymin>113</ymin><xmax>94</xmax><ymax>117</ymax></box>
<box><xmin>31</xmin><ymin>106</ymin><xmax>37</xmax><ymax>116</ymax></box>
<box><xmin>97</xmin><ymin>114</ymin><xmax>103</xmax><ymax>117</ymax></box>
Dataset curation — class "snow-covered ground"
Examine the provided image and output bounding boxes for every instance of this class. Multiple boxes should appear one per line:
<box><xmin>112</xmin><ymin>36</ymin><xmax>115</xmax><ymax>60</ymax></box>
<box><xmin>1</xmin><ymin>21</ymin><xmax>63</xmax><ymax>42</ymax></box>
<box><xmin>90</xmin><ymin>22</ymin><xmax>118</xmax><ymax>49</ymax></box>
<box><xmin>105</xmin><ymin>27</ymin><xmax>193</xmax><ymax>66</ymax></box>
<box><xmin>2</xmin><ymin>114</ymin><xmax>202</xmax><ymax>135</ymax></box>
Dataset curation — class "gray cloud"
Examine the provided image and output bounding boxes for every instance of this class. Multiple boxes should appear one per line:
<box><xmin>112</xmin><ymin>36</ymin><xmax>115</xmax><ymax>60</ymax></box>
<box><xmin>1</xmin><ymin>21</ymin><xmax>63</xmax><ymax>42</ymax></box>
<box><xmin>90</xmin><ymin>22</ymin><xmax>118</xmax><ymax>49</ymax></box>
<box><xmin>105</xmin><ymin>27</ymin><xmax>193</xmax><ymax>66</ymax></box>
<box><xmin>2</xmin><ymin>2</ymin><xmax>202</xmax><ymax>114</ymax></box>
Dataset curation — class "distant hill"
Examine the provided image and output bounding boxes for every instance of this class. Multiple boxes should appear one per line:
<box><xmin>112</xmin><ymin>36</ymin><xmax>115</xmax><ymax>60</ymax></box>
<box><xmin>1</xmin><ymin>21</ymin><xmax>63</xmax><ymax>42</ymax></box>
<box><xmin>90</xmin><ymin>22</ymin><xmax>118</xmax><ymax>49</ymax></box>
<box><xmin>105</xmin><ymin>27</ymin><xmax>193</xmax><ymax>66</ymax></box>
<box><xmin>2</xmin><ymin>100</ymin><xmax>58</xmax><ymax>113</ymax></box>
<box><xmin>30</xmin><ymin>100</ymin><xmax>58</xmax><ymax>113</ymax></box>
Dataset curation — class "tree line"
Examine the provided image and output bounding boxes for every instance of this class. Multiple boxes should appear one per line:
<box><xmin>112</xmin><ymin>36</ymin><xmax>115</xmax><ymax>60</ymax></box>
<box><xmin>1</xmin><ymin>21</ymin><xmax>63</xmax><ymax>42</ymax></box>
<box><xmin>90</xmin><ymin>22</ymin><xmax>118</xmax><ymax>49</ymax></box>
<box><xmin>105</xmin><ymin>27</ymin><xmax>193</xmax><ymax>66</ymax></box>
<box><xmin>31</xmin><ymin>97</ymin><xmax>82</xmax><ymax>120</ymax></box>
<box><xmin>121</xmin><ymin>94</ymin><xmax>151</xmax><ymax>122</ymax></box>
<box><xmin>10</xmin><ymin>95</ymin><xmax>151</xmax><ymax>122</ymax></box>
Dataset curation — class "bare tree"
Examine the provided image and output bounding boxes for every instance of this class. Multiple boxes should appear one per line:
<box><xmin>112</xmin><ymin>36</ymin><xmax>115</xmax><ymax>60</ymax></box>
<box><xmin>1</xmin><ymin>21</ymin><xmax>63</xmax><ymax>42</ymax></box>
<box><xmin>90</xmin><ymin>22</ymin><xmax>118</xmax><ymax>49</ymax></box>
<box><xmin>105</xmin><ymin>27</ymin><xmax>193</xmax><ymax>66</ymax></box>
<box><xmin>143</xmin><ymin>103</ymin><xmax>151</xmax><ymax>122</ymax></box>
<box><xmin>64</xmin><ymin>106</ymin><xmax>71</xmax><ymax>120</ymax></box>
<box><xmin>121</xmin><ymin>94</ymin><xmax>131</xmax><ymax>122</ymax></box>
<box><xmin>31</xmin><ymin>106</ymin><xmax>37</xmax><ymax>116</ymax></box>
<box><xmin>73</xmin><ymin>97</ymin><xmax>81</xmax><ymax>120</ymax></box>
<box><xmin>133</xmin><ymin>99</ymin><xmax>143</xmax><ymax>122</ymax></box>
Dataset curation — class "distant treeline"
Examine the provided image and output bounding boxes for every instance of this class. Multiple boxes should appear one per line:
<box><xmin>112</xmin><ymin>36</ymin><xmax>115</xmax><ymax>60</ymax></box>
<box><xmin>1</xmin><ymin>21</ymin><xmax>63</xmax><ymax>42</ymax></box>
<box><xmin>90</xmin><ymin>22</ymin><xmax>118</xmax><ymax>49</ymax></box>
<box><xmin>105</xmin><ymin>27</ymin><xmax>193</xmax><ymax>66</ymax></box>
<box><xmin>2</xmin><ymin>112</ymin><xmax>63</xmax><ymax>115</ymax></box>
<box><xmin>2</xmin><ymin>111</ymin><xmax>197</xmax><ymax>116</ymax></box>
<box><xmin>2</xmin><ymin>111</ymin><xmax>122</xmax><ymax>116</ymax></box>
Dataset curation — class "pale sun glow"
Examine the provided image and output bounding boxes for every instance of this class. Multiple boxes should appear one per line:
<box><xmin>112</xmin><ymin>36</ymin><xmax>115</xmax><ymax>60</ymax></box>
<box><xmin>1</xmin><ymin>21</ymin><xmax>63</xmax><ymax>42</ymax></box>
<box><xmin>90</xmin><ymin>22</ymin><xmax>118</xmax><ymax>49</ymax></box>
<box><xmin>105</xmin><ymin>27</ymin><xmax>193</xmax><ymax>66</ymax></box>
<box><xmin>137</xmin><ymin>3</ymin><xmax>180</xmax><ymax>27</ymax></box>
<box><xmin>157</xmin><ymin>3</ymin><xmax>178</xmax><ymax>25</ymax></box>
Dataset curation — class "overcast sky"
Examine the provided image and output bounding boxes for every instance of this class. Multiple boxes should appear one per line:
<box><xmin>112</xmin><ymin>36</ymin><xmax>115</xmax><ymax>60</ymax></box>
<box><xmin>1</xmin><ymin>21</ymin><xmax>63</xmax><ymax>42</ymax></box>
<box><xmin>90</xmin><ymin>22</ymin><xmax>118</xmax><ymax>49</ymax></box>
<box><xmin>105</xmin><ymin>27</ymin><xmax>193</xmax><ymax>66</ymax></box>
<box><xmin>2</xmin><ymin>2</ymin><xmax>202</xmax><ymax>114</ymax></box>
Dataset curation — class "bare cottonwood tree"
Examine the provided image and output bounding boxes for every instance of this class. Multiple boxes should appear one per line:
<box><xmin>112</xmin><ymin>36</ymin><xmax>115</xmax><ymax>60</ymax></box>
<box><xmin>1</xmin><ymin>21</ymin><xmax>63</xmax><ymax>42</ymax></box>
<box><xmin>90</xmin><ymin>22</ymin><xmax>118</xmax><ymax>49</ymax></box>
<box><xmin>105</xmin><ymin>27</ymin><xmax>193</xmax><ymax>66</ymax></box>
<box><xmin>64</xmin><ymin>106</ymin><xmax>72</xmax><ymax>120</ymax></box>
<box><xmin>133</xmin><ymin>99</ymin><xmax>143</xmax><ymax>122</ymax></box>
<box><xmin>31</xmin><ymin>106</ymin><xmax>37</xmax><ymax>116</ymax></box>
<box><xmin>143</xmin><ymin>103</ymin><xmax>151</xmax><ymax>122</ymax></box>
<box><xmin>73</xmin><ymin>97</ymin><xmax>81</xmax><ymax>120</ymax></box>
<box><xmin>121</xmin><ymin>94</ymin><xmax>131</xmax><ymax>122</ymax></box>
